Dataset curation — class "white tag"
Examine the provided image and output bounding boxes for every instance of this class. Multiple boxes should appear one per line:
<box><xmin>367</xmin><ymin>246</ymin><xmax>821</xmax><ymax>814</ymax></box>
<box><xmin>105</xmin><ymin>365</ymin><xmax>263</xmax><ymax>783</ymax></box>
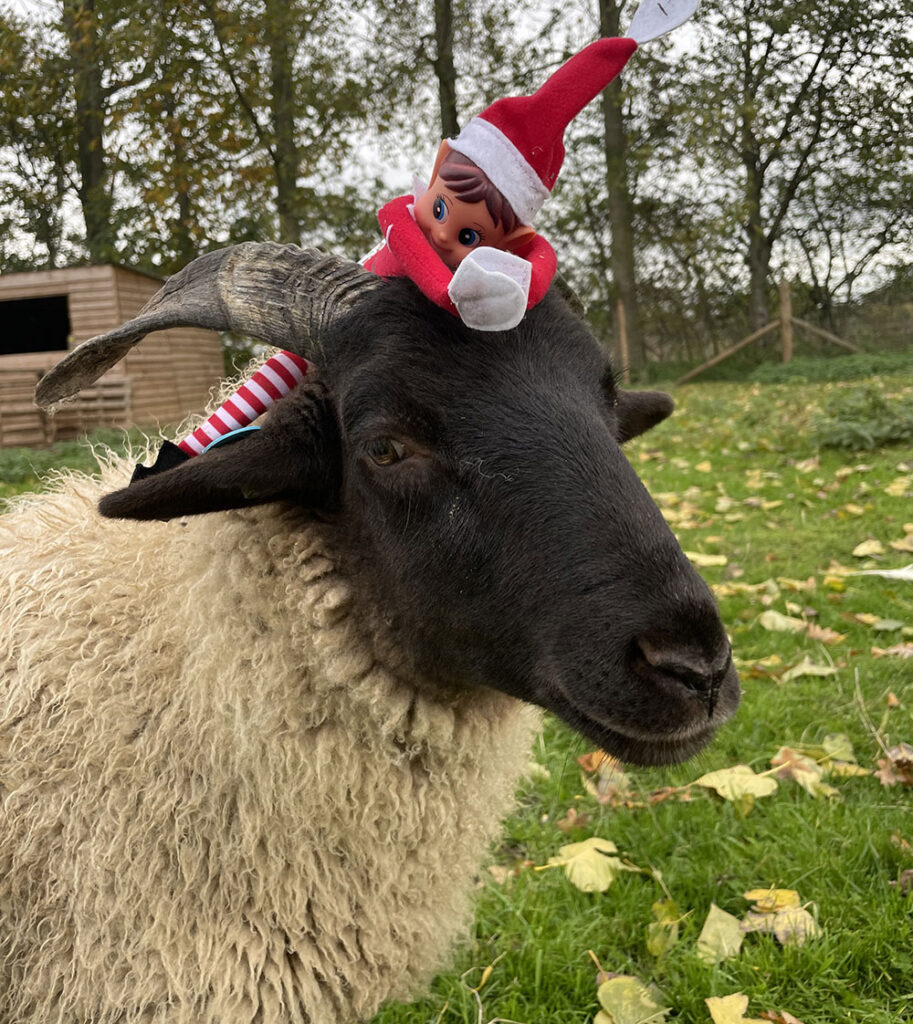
<box><xmin>627</xmin><ymin>0</ymin><xmax>699</xmax><ymax>43</ymax></box>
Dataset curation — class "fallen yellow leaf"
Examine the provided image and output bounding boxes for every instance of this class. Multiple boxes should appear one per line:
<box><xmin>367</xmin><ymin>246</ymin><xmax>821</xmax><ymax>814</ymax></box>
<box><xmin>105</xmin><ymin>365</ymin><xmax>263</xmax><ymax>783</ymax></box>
<box><xmin>779</xmin><ymin>658</ymin><xmax>838</xmax><ymax>683</ymax></box>
<box><xmin>547</xmin><ymin>837</ymin><xmax>633</xmax><ymax>893</ymax></box>
<box><xmin>759</xmin><ymin>610</ymin><xmax>807</xmax><ymax>633</ymax></box>
<box><xmin>596</xmin><ymin>975</ymin><xmax>669</xmax><ymax>1024</ymax></box>
<box><xmin>706</xmin><ymin>993</ymin><xmax>767</xmax><ymax>1024</ymax></box>
<box><xmin>852</xmin><ymin>539</ymin><xmax>885</xmax><ymax>557</ymax></box>
<box><xmin>694</xmin><ymin>765</ymin><xmax>778</xmax><ymax>806</ymax></box>
<box><xmin>805</xmin><ymin>623</ymin><xmax>846</xmax><ymax>644</ymax></box>
<box><xmin>743</xmin><ymin>888</ymin><xmax>800</xmax><ymax>913</ymax></box>
<box><xmin>685</xmin><ymin>551</ymin><xmax>728</xmax><ymax>568</ymax></box>
<box><xmin>770</xmin><ymin>747</ymin><xmax>839</xmax><ymax>798</ymax></box>
<box><xmin>696</xmin><ymin>903</ymin><xmax>744</xmax><ymax>964</ymax></box>
<box><xmin>777</xmin><ymin>576</ymin><xmax>816</xmax><ymax>592</ymax></box>
<box><xmin>741</xmin><ymin>889</ymin><xmax>820</xmax><ymax>946</ymax></box>
<box><xmin>885</xmin><ymin>476</ymin><xmax>912</xmax><ymax>497</ymax></box>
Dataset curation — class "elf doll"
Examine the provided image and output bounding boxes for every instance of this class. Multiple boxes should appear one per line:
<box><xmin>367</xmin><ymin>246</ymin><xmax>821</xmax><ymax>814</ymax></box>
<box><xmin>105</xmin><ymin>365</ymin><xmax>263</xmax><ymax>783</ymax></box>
<box><xmin>148</xmin><ymin>0</ymin><xmax>697</xmax><ymax>471</ymax></box>
<box><xmin>363</xmin><ymin>0</ymin><xmax>700</xmax><ymax>332</ymax></box>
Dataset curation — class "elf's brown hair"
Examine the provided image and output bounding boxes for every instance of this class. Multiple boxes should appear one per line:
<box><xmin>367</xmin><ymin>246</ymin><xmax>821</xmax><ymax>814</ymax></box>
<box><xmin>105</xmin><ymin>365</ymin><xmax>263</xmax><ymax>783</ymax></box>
<box><xmin>438</xmin><ymin>150</ymin><xmax>520</xmax><ymax>235</ymax></box>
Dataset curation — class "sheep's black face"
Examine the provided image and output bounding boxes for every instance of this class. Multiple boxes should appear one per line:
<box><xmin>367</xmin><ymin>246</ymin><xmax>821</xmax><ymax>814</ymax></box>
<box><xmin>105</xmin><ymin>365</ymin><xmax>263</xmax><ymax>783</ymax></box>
<box><xmin>323</xmin><ymin>282</ymin><xmax>739</xmax><ymax>766</ymax></box>
<box><xmin>98</xmin><ymin>278</ymin><xmax>739</xmax><ymax>766</ymax></box>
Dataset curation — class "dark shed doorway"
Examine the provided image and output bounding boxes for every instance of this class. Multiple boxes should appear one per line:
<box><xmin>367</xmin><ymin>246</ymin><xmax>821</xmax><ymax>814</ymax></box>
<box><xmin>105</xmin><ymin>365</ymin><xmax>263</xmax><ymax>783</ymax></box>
<box><xmin>1</xmin><ymin>295</ymin><xmax>71</xmax><ymax>355</ymax></box>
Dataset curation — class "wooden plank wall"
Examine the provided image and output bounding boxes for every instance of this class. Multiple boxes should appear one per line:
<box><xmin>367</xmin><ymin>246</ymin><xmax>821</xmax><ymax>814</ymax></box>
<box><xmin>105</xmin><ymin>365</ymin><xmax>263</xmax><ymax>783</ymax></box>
<box><xmin>0</xmin><ymin>369</ymin><xmax>54</xmax><ymax>448</ymax></box>
<box><xmin>0</xmin><ymin>264</ymin><xmax>224</xmax><ymax>448</ymax></box>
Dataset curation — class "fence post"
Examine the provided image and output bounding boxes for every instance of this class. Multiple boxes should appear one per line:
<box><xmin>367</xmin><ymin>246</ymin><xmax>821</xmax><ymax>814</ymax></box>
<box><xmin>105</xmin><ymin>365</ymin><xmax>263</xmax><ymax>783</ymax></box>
<box><xmin>780</xmin><ymin>279</ymin><xmax>793</xmax><ymax>363</ymax></box>
<box><xmin>617</xmin><ymin>299</ymin><xmax>630</xmax><ymax>384</ymax></box>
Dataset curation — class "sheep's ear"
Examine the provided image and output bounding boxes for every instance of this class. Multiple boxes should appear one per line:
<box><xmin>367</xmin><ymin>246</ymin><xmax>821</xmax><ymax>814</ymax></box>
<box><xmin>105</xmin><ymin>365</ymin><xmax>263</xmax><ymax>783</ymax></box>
<box><xmin>99</xmin><ymin>383</ymin><xmax>340</xmax><ymax>521</ymax></box>
<box><xmin>615</xmin><ymin>390</ymin><xmax>674</xmax><ymax>443</ymax></box>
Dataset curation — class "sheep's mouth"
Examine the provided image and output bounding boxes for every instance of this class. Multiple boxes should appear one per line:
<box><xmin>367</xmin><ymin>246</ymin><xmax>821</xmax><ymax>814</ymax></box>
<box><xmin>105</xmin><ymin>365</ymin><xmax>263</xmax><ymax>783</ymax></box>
<box><xmin>559</xmin><ymin>704</ymin><xmax>720</xmax><ymax>766</ymax></box>
<box><xmin>544</xmin><ymin>665</ymin><xmax>740</xmax><ymax>767</ymax></box>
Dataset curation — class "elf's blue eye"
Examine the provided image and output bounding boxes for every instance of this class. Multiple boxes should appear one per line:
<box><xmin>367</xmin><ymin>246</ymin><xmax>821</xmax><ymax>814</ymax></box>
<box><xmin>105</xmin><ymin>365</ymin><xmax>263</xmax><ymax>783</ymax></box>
<box><xmin>432</xmin><ymin>197</ymin><xmax>447</xmax><ymax>222</ymax></box>
<box><xmin>458</xmin><ymin>228</ymin><xmax>480</xmax><ymax>247</ymax></box>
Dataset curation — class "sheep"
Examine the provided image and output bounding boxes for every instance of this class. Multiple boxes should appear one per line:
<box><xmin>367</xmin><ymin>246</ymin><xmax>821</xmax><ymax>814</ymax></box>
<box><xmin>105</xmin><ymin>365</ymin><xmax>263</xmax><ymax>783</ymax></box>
<box><xmin>1</xmin><ymin>244</ymin><xmax>739</xmax><ymax>1024</ymax></box>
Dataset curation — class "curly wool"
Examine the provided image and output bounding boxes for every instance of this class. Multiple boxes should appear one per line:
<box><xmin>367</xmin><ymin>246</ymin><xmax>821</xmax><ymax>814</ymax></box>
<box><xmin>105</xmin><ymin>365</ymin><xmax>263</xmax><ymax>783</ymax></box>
<box><xmin>0</xmin><ymin>458</ymin><xmax>539</xmax><ymax>1024</ymax></box>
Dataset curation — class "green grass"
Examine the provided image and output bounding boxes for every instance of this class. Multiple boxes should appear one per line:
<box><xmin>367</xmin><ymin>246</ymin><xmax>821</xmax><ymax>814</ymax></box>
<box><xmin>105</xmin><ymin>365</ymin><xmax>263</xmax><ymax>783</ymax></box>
<box><xmin>371</xmin><ymin>374</ymin><xmax>913</xmax><ymax>1024</ymax></box>
<box><xmin>3</xmin><ymin>378</ymin><xmax>912</xmax><ymax>1024</ymax></box>
<box><xmin>0</xmin><ymin>427</ymin><xmax>151</xmax><ymax>502</ymax></box>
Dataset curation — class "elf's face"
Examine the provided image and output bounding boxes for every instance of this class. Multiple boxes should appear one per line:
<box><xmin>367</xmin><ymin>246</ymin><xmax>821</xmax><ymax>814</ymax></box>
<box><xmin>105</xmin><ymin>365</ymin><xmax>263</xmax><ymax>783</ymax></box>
<box><xmin>414</xmin><ymin>180</ymin><xmax>508</xmax><ymax>270</ymax></box>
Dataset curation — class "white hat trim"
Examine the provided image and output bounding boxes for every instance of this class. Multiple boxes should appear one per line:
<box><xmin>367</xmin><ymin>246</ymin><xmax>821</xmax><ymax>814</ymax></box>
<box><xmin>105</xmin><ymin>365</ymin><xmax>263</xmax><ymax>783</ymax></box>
<box><xmin>450</xmin><ymin>116</ymin><xmax>550</xmax><ymax>226</ymax></box>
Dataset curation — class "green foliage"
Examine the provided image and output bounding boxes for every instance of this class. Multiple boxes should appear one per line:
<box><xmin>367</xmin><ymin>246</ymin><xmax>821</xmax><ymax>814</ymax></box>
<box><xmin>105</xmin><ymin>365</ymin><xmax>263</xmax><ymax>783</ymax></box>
<box><xmin>751</xmin><ymin>349</ymin><xmax>913</xmax><ymax>385</ymax></box>
<box><xmin>811</xmin><ymin>385</ymin><xmax>913</xmax><ymax>450</ymax></box>
<box><xmin>0</xmin><ymin>428</ymin><xmax>147</xmax><ymax>502</ymax></box>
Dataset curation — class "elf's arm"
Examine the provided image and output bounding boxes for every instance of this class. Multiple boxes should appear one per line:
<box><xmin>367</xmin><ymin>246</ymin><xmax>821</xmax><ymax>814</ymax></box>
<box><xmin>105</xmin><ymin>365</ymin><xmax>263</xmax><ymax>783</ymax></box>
<box><xmin>372</xmin><ymin>195</ymin><xmax>458</xmax><ymax>314</ymax></box>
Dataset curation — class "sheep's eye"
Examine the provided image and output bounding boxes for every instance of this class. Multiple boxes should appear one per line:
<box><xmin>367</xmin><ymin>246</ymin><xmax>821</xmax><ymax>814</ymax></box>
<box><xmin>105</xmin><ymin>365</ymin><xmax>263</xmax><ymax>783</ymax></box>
<box><xmin>365</xmin><ymin>437</ymin><xmax>407</xmax><ymax>466</ymax></box>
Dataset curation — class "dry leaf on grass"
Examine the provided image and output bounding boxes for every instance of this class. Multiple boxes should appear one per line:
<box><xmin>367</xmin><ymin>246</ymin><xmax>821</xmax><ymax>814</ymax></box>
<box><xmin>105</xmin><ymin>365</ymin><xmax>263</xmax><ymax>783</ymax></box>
<box><xmin>852</xmin><ymin>538</ymin><xmax>885</xmax><ymax>557</ymax></box>
<box><xmin>705</xmin><ymin>993</ymin><xmax>766</xmax><ymax>1024</ymax></box>
<box><xmin>696</xmin><ymin>903</ymin><xmax>744</xmax><ymax>964</ymax></box>
<box><xmin>872</xmin><ymin>643</ymin><xmax>913</xmax><ymax>658</ymax></box>
<box><xmin>855</xmin><ymin>613</ymin><xmax>904</xmax><ymax>631</ymax></box>
<box><xmin>547</xmin><ymin>837</ymin><xmax>635</xmax><ymax>893</ymax></box>
<box><xmin>889</xmin><ymin>869</ymin><xmax>913</xmax><ymax>893</ymax></box>
<box><xmin>578</xmin><ymin>749</ymin><xmax>613</xmax><ymax>773</ymax></box>
<box><xmin>884</xmin><ymin>476</ymin><xmax>912</xmax><ymax>497</ymax></box>
<box><xmin>645</xmin><ymin>899</ymin><xmax>681</xmax><ymax>957</ymax></box>
<box><xmin>686</xmin><ymin>551</ymin><xmax>728</xmax><ymax>568</ymax></box>
<box><xmin>556</xmin><ymin>806</ymin><xmax>590</xmax><ymax>832</ymax></box>
<box><xmin>805</xmin><ymin>622</ymin><xmax>846</xmax><ymax>644</ymax></box>
<box><xmin>693</xmin><ymin>765</ymin><xmax>778</xmax><ymax>814</ymax></box>
<box><xmin>770</xmin><ymin>747</ymin><xmax>839</xmax><ymax>798</ymax></box>
<box><xmin>595</xmin><ymin>975</ymin><xmax>669</xmax><ymax>1024</ymax></box>
<box><xmin>759</xmin><ymin>610</ymin><xmax>808</xmax><ymax>633</ymax></box>
<box><xmin>779</xmin><ymin>657</ymin><xmax>838</xmax><ymax>683</ymax></box>
<box><xmin>579</xmin><ymin>754</ymin><xmax>636</xmax><ymax>806</ymax></box>
<box><xmin>777</xmin><ymin>576</ymin><xmax>816</xmax><ymax>592</ymax></box>
<box><xmin>741</xmin><ymin>889</ymin><xmax>819</xmax><ymax>946</ymax></box>
<box><xmin>875</xmin><ymin>742</ymin><xmax>913</xmax><ymax>787</ymax></box>
<box><xmin>761</xmin><ymin>1012</ymin><xmax>806</xmax><ymax>1024</ymax></box>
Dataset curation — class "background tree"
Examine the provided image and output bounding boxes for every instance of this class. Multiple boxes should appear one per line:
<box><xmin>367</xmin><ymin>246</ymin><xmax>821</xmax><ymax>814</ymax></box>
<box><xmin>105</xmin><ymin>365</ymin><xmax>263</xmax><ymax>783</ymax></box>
<box><xmin>675</xmin><ymin>0</ymin><xmax>913</xmax><ymax>331</ymax></box>
<box><xmin>0</xmin><ymin>9</ymin><xmax>75</xmax><ymax>268</ymax></box>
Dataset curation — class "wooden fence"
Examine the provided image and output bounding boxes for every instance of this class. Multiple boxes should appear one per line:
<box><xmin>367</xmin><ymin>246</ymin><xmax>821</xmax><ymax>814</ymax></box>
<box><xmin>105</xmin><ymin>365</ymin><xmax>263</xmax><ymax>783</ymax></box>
<box><xmin>672</xmin><ymin>280</ymin><xmax>861</xmax><ymax>386</ymax></box>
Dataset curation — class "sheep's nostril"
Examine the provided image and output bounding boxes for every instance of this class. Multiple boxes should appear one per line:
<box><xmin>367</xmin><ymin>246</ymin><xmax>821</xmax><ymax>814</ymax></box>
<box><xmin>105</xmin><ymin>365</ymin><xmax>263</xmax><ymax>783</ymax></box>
<box><xmin>635</xmin><ymin>636</ymin><xmax>732</xmax><ymax>717</ymax></box>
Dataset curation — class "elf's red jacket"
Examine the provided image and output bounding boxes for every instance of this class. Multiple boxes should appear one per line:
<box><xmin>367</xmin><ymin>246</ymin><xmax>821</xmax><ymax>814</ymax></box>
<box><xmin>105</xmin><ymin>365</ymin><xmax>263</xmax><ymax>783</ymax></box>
<box><xmin>363</xmin><ymin>194</ymin><xmax>557</xmax><ymax>331</ymax></box>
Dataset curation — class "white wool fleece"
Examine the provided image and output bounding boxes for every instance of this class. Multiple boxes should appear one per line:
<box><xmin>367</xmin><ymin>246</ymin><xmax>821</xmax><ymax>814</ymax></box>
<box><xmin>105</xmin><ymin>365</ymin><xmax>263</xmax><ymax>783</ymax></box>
<box><xmin>0</xmin><ymin>457</ymin><xmax>539</xmax><ymax>1024</ymax></box>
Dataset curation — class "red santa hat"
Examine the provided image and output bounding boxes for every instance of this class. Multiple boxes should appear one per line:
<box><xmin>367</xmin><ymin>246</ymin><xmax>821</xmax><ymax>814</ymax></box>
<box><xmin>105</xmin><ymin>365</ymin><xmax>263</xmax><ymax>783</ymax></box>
<box><xmin>447</xmin><ymin>0</ymin><xmax>699</xmax><ymax>225</ymax></box>
<box><xmin>450</xmin><ymin>37</ymin><xmax>637</xmax><ymax>226</ymax></box>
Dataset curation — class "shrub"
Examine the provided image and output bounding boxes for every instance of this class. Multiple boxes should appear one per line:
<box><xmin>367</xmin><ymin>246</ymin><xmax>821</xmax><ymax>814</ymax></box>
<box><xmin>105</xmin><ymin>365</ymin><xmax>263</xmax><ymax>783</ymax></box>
<box><xmin>751</xmin><ymin>349</ymin><xmax>913</xmax><ymax>384</ymax></box>
<box><xmin>811</xmin><ymin>385</ymin><xmax>913</xmax><ymax>450</ymax></box>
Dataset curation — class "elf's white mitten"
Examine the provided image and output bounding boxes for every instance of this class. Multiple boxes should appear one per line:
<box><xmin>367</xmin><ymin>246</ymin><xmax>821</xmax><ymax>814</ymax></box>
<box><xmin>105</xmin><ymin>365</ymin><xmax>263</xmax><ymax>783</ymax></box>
<box><xmin>448</xmin><ymin>247</ymin><xmax>532</xmax><ymax>331</ymax></box>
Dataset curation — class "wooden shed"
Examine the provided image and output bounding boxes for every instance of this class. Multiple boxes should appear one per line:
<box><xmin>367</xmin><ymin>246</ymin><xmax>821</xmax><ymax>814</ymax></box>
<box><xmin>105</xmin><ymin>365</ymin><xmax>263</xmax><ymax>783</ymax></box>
<box><xmin>0</xmin><ymin>263</ymin><xmax>224</xmax><ymax>448</ymax></box>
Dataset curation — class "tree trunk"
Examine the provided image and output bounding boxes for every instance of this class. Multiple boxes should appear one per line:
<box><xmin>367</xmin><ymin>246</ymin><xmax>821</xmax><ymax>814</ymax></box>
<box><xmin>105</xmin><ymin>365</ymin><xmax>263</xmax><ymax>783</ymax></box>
<box><xmin>265</xmin><ymin>0</ymin><xmax>302</xmax><ymax>244</ymax></box>
<box><xmin>598</xmin><ymin>0</ymin><xmax>644</xmax><ymax>371</ymax></box>
<box><xmin>432</xmin><ymin>0</ymin><xmax>459</xmax><ymax>138</ymax></box>
<box><xmin>742</xmin><ymin>142</ymin><xmax>772</xmax><ymax>332</ymax></box>
<box><xmin>62</xmin><ymin>0</ymin><xmax>115</xmax><ymax>264</ymax></box>
<box><xmin>161</xmin><ymin>89</ymin><xmax>195</xmax><ymax>272</ymax></box>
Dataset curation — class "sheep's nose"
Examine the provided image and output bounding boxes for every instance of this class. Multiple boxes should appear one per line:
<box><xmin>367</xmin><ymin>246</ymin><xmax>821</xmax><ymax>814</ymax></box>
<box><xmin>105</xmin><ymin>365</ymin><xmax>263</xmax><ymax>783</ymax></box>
<box><xmin>635</xmin><ymin>635</ymin><xmax>733</xmax><ymax>717</ymax></box>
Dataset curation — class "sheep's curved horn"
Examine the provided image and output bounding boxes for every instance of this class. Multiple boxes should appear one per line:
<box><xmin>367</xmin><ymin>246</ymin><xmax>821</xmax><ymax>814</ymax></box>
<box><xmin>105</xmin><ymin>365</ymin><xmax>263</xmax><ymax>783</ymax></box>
<box><xmin>35</xmin><ymin>243</ymin><xmax>380</xmax><ymax>409</ymax></box>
